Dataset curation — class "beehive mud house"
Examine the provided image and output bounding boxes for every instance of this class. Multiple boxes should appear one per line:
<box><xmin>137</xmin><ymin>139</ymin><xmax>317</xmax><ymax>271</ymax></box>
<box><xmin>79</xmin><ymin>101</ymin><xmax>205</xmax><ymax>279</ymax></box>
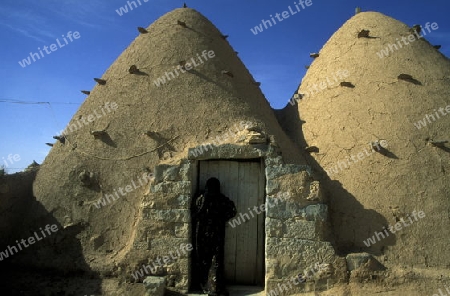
<box><xmin>1</xmin><ymin>7</ymin><xmax>449</xmax><ymax>296</ymax></box>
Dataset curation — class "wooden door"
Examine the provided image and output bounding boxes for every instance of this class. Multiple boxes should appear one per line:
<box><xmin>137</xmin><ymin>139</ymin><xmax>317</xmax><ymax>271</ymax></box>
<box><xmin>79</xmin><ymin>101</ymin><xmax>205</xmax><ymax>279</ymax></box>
<box><xmin>198</xmin><ymin>159</ymin><xmax>265</xmax><ymax>286</ymax></box>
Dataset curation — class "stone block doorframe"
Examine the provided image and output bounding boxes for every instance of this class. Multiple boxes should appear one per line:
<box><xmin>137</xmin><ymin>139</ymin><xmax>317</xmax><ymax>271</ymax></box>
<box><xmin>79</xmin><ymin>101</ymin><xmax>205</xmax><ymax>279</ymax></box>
<box><xmin>191</xmin><ymin>158</ymin><xmax>265</xmax><ymax>288</ymax></box>
<box><xmin>186</xmin><ymin>143</ymin><xmax>337</xmax><ymax>295</ymax></box>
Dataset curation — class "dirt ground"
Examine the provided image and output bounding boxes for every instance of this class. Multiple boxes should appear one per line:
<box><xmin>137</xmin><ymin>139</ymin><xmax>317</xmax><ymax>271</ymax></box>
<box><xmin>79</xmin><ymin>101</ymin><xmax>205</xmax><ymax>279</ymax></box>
<box><xmin>2</xmin><ymin>266</ymin><xmax>449</xmax><ymax>296</ymax></box>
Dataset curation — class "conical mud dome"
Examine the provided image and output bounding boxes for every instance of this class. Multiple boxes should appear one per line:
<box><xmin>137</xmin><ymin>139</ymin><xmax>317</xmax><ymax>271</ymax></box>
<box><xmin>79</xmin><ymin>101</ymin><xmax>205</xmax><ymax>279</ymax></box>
<box><xmin>291</xmin><ymin>12</ymin><xmax>450</xmax><ymax>267</ymax></box>
<box><xmin>30</xmin><ymin>8</ymin><xmax>304</xmax><ymax>273</ymax></box>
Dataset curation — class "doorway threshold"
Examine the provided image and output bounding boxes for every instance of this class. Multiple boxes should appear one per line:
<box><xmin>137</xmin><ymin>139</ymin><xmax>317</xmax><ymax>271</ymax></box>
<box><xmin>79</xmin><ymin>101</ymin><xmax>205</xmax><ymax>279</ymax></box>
<box><xmin>187</xmin><ymin>286</ymin><xmax>264</xmax><ymax>296</ymax></box>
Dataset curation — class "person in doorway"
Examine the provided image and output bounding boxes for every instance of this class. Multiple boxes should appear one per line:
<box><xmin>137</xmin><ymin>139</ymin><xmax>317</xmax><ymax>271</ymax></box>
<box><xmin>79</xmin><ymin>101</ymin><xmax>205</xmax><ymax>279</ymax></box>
<box><xmin>193</xmin><ymin>177</ymin><xmax>236</xmax><ymax>296</ymax></box>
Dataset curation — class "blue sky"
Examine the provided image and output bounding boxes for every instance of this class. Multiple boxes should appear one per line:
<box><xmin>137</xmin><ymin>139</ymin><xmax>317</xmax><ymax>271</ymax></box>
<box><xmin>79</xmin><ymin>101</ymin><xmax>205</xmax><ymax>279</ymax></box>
<box><xmin>1</xmin><ymin>0</ymin><xmax>449</xmax><ymax>173</ymax></box>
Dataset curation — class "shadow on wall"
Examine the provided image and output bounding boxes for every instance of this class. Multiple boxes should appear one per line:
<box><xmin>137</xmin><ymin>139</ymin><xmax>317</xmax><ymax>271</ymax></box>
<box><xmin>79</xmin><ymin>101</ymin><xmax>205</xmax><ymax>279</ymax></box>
<box><xmin>0</xmin><ymin>169</ymin><xmax>38</xmax><ymax>247</ymax></box>
<box><xmin>0</xmin><ymin>169</ymin><xmax>102</xmax><ymax>295</ymax></box>
<box><xmin>274</xmin><ymin>105</ymin><xmax>395</xmax><ymax>256</ymax></box>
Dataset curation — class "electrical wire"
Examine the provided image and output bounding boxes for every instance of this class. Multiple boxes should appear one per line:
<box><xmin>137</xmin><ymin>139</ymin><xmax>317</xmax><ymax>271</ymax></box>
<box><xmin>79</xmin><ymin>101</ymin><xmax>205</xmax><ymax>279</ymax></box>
<box><xmin>0</xmin><ymin>99</ymin><xmax>80</xmax><ymax>105</ymax></box>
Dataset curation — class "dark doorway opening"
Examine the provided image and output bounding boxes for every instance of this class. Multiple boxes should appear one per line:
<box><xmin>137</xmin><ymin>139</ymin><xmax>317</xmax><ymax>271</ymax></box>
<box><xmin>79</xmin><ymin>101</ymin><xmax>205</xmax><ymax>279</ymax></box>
<box><xmin>190</xmin><ymin>159</ymin><xmax>265</xmax><ymax>291</ymax></box>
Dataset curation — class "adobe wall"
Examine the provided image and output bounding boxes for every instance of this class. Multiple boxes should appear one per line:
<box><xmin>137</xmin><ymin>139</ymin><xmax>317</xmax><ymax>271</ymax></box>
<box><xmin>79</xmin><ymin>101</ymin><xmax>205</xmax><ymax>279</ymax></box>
<box><xmin>0</xmin><ymin>168</ymin><xmax>38</xmax><ymax>248</ymax></box>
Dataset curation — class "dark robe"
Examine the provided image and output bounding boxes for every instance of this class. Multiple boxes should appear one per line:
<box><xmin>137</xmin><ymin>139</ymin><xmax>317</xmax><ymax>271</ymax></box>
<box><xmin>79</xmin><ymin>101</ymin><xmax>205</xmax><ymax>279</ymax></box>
<box><xmin>192</xmin><ymin>178</ymin><xmax>236</xmax><ymax>296</ymax></box>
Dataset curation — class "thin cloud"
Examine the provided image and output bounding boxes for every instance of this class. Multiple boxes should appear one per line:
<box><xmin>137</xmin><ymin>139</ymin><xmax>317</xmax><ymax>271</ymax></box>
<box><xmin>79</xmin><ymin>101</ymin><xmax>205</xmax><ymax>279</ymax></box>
<box><xmin>0</xmin><ymin>22</ymin><xmax>46</xmax><ymax>43</ymax></box>
<box><xmin>0</xmin><ymin>0</ymin><xmax>116</xmax><ymax>43</ymax></box>
<box><xmin>0</xmin><ymin>6</ymin><xmax>56</xmax><ymax>41</ymax></box>
<box><xmin>44</xmin><ymin>0</ymin><xmax>117</xmax><ymax>29</ymax></box>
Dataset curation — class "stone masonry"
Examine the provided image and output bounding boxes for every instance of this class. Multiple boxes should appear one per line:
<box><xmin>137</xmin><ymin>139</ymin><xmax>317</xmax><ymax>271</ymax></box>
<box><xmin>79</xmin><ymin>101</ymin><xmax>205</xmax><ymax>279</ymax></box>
<box><xmin>128</xmin><ymin>142</ymin><xmax>346</xmax><ymax>295</ymax></box>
